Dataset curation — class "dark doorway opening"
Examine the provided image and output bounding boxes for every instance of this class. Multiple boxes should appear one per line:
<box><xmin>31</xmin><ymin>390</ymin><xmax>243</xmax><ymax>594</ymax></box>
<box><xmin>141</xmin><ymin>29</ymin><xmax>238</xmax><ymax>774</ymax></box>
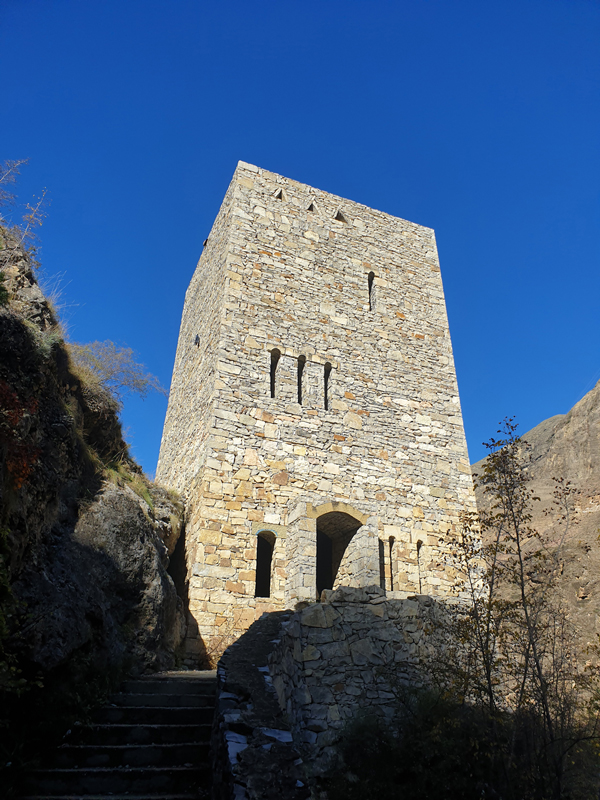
<box><xmin>316</xmin><ymin>530</ymin><xmax>333</xmax><ymax>595</ymax></box>
<box><xmin>315</xmin><ymin>511</ymin><xmax>362</xmax><ymax>598</ymax></box>
<box><xmin>255</xmin><ymin>532</ymin><xmax>275</xmax><ymax>598</ymax></box>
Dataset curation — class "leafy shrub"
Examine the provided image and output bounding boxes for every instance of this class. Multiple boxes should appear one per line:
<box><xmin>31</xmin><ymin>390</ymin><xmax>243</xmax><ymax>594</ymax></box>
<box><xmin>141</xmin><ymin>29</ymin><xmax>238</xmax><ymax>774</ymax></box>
<box><xmin>325</xmin><ymin>691</ymin><xmax>599</xmax><ymax>800</ymax></box>
<box><xmin>325</xmin><ymin>694</ymin><xmax>504</xmax><ymax>800</ymax></box>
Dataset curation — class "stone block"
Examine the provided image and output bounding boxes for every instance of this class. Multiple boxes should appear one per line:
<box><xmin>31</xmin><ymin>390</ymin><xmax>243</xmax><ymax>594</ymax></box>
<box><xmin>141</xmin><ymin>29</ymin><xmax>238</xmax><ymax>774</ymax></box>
<box><xmin>300</xmin><ymin>604</ymin><xmax>339</xmax><ymax>628</ymax></box>
<box><xmin>301</xmin><ymin>645</ymin><xmax>321</xmax><ymax>661</ymax></box>
<box><xmin>350</xmin><ymin>638</ymin><xmax>375</xmax><ymax>665</ymax></box>
<box><xmin>320</xmin><ymin>641</ymin><xmax>350</xmax><ymax>659</ymax></box>
<box><xmin>310</xmin><ymin>686</ymin><xmax>334</xmax><ymax>704</ymax></box>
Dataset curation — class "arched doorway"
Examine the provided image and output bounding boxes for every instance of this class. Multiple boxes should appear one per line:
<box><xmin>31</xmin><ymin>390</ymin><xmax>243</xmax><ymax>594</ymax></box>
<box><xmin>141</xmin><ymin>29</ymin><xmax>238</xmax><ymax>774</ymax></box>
<box><xmin>315</xmin><ymin>511</ymin><xmax>363</xmax><ymax>596</ymax></box>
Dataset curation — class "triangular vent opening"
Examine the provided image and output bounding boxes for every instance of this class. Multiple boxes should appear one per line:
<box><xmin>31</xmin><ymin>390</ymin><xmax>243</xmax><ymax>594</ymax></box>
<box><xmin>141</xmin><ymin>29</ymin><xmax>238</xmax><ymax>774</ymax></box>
<box><xmin>307</xmin><ymin>202</ymin><xmax>315</xmax><ymax>212</ymax></box>
<box><xmin>274</xmin><ymin>189</ymin><xmax>285</xmax><ymax>200</ymax></box>
<box><xmin>334</xmin><ymin>210</ymin><xmax>348</xmax><ymax>223</ymax></box>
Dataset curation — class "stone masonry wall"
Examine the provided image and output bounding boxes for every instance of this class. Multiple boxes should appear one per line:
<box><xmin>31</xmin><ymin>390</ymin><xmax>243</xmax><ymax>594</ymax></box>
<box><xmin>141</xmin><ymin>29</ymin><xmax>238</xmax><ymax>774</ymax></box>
<box><xmin>210</xmin><ymin>590</ymin><xmax>447</xmax><ymax>798</ymax></box>
<box><xmin>268</xmin><ymin>587</ymin><xmax>444</xmax><ymax>777</ymax></box>
<box><xmin>157</xmin><ymin>178</ymin><xmax>235</xmax><ymax>496</ymax></box>
<box><xmin>157</xmin><ymin>162</ymin><xmax>476</xmax><ymax>659</ymax></box>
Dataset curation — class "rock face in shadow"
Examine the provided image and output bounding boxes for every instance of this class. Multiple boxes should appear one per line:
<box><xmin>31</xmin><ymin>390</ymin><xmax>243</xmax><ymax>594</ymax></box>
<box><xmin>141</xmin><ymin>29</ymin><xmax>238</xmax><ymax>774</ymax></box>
<box><xmin>13</xmin><ymin>482</ymin><xmax>185</xmax><ymax>676</ymax></box>
<box><xmin>0</xmin><ymin>228</ymin><xmax>185</xmax><ymax>683</ymax></box>
<box><xmin>472</xmin><ymin>381</ymin><xmax>600</xmax><ymax>656</ymax></box>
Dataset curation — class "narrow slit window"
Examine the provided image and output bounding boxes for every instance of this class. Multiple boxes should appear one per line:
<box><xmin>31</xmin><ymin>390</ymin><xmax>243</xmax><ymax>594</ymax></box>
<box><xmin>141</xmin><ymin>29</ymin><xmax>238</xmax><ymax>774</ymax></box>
<box><xmin>389</xmin><ymin>536</ymin><xmax>395</xmax><ymax>591</ymax></box>
<box><xmin>270</xmin><ymin>349</ymin><xmax>281</xmax><ymax>398</ymax></box>
<box><xmin>255</xmin><ymin>533</ymin><xmax>275</xmax><ymax>598</ymax></box>
<box><xmin>324</xmin><ymin>362</ymin><xmax>332</xmax><ymax>410</ymax></box>
<box><xmin>379</xmin><ymin>539</ymin><xmax>386</xmax><ymax>590</ymax></box>
<box><xmin>297</xmin><ymin>355</ymin><xmax>306</xmax><ymax>405</ymax></box>
<box><xmin>368</xmin><ymin>271</ymin><xmax>376</xmax><ymax>311</ymax></box>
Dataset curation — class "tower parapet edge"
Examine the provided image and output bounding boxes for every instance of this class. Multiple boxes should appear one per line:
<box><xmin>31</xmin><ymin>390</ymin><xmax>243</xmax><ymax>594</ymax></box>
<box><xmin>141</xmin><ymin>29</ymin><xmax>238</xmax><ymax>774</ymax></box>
<box><xmin>157</xmin><ymin>161</ymin><xmax>476</xmax><ymax>662</ymax></box>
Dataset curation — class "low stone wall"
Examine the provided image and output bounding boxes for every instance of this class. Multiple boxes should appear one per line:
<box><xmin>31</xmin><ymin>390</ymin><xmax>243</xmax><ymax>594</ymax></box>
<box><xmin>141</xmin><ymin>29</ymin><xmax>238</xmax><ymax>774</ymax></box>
<box><xmin>268</xmin><ymin>585</ymin><xmax>443</xmax><ymax>775</ymax></box>
<box><xmin>212</xmin><ymin>587</ymin><xmax>448</xmax><ymax>796</ymax></box>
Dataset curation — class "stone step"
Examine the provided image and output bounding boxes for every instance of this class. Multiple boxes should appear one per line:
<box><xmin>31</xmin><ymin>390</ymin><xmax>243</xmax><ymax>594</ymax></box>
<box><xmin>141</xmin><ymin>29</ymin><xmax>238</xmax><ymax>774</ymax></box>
<box><xmin>109</xmin><ymin>692</ymin><xmax>214</xmax><ymax>708</ymax></box>
<box><xmin>70</xmin><ymin>723</ymin><xmax>211</xmax><ymax>746</ymax></box>
<box><xmin>23</xmin><ymin>796</ymin><xmax>200</xmax><ymax>800</ymax></box>
<box><xmin>22</xmin><ymin>670</ymin><xmax>216</xmax><ymax>799</ymax></box>
<box><xmin>93</xmin><ymin>705</ymin><xmax>213</xmax><ymax>725</ymax></box>
<box><xmin>122</xmin><ymin>679</ymin><xmax>216</xmax><ymax>696</ymax></box>
<box><xmin>24</xmin><ymin>765</ymin><xmax>209</xmax><ymax>795</ymax></box>
<box><xmin>52</xmin><ymin>742</ymin><xmax>209</xmax><ymax>769</ymax></box>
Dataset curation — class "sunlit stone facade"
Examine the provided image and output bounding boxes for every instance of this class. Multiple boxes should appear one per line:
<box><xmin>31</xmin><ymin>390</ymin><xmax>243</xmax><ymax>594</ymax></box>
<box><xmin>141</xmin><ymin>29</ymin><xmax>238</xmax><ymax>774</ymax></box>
<box><xmin>157</xmin><ymin>162</ymin><xmax>475</xmax><ymax>659</ymax></box>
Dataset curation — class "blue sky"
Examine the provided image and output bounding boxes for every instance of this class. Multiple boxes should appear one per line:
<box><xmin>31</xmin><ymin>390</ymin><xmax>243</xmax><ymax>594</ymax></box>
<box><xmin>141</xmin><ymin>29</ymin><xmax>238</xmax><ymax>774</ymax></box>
<box><xmin>1</xmin><ymin>0</ymin><xmax>599</xmax><ymax>474</ymax></box>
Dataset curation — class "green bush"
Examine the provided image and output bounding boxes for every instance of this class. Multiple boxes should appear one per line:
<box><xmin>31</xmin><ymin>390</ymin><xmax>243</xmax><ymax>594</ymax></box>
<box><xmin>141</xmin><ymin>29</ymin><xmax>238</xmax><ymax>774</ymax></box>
<box><xmin>325</xmin><ymin>691</ymin><xmax>599</xmax><ymax>800</ymax></box>
<box><xmin>325</xmin><ymin>694</ymin><xmax>504</xmax><ymax>800</ymax></box>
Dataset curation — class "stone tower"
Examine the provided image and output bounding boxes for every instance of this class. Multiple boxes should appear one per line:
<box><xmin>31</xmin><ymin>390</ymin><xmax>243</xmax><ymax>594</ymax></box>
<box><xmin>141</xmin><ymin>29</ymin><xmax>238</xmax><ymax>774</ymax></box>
<box><xmin>157</xmin><ymin>162</ymin><xmax>475</xmax><ymax>659</ymax></box>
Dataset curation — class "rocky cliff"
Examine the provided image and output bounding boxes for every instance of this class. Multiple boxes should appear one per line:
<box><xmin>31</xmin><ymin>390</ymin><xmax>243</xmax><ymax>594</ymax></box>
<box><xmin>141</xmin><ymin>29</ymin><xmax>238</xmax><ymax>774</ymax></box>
<box><xmin>472</xmin><ymin>381</ymin><xmax>600</xmax><ymax>656</ymax></box>
<box><xmin>0</xmin><ymin>228</ymin><xmax>186</xmax><ymax>772</ymax></box>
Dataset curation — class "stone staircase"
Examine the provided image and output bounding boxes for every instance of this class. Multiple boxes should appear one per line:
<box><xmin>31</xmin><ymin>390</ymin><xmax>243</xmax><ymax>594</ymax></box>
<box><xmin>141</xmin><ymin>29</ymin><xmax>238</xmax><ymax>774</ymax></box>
<box><xmin>22</xmin><ymin>670</ymin><xmax>216</xmax><ymax>800</ymax></box>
